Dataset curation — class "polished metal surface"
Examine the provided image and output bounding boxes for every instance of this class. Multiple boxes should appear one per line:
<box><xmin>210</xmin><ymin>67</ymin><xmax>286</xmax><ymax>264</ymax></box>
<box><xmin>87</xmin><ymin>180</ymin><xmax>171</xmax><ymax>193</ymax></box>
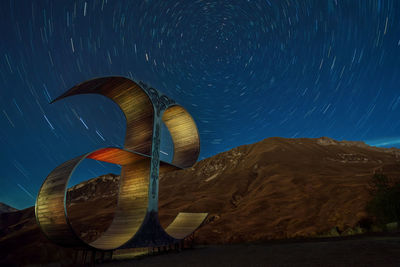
<box><xmin>35</xmin><ymin>77</ymin><xmax>208</xmax><ymax>250</ymax></box>
<box><xmin>165</xmin><ymin>213</ymin><xmax>209</xmax><ymax>239</ymax></box>
<box><xmin>162</xmin><ymin>105</ymin><xmax>200</xmax><ymax>168</ymax></box>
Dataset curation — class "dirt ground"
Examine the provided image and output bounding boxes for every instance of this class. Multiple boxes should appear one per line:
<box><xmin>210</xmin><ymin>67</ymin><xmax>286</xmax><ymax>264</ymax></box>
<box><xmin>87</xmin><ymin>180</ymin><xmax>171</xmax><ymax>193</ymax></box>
<box><xmin>100</xmin><ymin>234</ymin><xmax>400</xmax><ymax>267</ymax></box>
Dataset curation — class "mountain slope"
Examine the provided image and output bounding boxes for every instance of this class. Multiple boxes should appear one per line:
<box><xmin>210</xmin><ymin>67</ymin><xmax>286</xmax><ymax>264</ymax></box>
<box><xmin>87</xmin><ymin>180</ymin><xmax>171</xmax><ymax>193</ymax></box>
<box><xmin>0</xmin><ymin>203</ymin><xmax>18</xmax><ymax>214</ymax></box>
<box><xmin>158</xmin><ymin>137</ymin><xmax>400</xmax><ymax>243</ymax></box>
<box><xmin>1</xmin><ymin>137</ymin><xmax>400</xmax><ymax>265</ymax></box>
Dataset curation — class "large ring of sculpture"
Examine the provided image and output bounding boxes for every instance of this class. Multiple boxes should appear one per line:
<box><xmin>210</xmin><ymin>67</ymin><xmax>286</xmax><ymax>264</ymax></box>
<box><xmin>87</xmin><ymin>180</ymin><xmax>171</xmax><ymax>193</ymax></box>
<box><xmin>35</xmin><ymin>77</ymin><xmax>207</xmax><ymax>250</ymax></box>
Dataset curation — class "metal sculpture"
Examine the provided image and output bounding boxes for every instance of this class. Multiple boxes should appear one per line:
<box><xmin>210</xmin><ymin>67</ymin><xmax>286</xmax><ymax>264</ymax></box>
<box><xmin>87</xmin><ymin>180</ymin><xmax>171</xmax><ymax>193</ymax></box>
<box><xmin>35</xmin><ymin>77</ymin><xmax>207</xmax><ymax>250</ymax></box>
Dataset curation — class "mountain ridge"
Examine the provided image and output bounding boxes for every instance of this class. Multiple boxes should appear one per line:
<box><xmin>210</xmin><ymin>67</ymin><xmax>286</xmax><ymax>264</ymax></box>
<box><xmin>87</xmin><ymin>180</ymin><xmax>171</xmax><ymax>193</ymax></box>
<box><xmin>0</xmin><ymin>203</ymin><xmax>18</xmax><ymax>214</ymax></box>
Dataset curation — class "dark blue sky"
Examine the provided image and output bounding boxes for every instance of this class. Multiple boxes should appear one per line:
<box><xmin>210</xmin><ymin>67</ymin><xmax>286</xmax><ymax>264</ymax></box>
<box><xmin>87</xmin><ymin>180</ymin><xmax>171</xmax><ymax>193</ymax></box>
<box><xmin>1</xmin><ymin>0</ymin><xmax>400</xmax><ymax>209</ymax></box>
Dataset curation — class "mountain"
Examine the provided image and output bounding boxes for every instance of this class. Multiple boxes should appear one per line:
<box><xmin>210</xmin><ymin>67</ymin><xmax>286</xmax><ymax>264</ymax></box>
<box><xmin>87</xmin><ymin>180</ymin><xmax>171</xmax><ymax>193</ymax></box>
<box><xmin>0</xmin><ymin>203</ymin><xmax>18</xmax><ymax>214</ymax></box>
<box><xmin>159</xmin><ymin>136</ymin><xmax>400</xmax><ymax>243</ymax></box>
<box><xmin>1</xmin><ymin>137</ymin><xmax>400</xmax><ymax>265</ymax></box>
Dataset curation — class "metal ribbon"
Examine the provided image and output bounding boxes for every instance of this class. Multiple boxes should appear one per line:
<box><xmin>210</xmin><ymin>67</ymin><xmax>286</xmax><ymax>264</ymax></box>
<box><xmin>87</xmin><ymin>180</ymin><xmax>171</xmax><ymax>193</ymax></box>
<box><xmin>35</xmin><ymin>77</ymin><xmax>207</xmax><ymax>250</ymax></box>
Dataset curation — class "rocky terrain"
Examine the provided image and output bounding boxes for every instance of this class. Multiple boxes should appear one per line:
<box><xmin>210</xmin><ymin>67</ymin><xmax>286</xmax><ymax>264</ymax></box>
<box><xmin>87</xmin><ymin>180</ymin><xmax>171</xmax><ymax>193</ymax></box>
<box><xmin>1</xmin><ymin>136</ymin><xmax>400</xmax><ymax>265</ymax></box>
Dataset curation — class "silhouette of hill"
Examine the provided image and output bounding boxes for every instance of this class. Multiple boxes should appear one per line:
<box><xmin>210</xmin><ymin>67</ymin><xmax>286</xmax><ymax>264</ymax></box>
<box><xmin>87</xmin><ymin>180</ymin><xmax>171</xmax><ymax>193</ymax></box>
<box><xmin>0</xmin><ymin>203</ymin><xmax>18</xmax><ymax>214</ymax></box>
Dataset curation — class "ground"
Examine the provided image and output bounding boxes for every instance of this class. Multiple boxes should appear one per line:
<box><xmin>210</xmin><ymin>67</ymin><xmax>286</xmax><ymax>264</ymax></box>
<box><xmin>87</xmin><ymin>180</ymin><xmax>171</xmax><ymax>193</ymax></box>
<box><xmin>99</xmin><ymin>233</ymin><xmax>400</xmax><ymax>267</ymax></box>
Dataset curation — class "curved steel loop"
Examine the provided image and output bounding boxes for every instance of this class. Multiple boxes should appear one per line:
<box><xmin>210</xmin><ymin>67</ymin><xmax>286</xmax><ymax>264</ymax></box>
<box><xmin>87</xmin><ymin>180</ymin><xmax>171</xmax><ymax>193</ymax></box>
<box><xmin>35</xmin><ymin>147</ymin><xmax>151</xmax><ymax>250</ymax></box>
<box><xmin>162</xmin><ymin>105</ymin><xmax>200</xmax><ymax>168</ymax></box>
<box><xmin>35</xmin><ymin>76</ymin><xmax>207</xmax><ymax>250</ymax></box>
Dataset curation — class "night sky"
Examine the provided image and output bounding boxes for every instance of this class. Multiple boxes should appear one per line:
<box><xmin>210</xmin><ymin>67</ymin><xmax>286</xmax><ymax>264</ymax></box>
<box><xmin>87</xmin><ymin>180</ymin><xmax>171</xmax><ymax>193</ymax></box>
<box><xmin>1</xmin><ymin>0</ymin><xmax>400</xmax><ymax>209</ymax></box>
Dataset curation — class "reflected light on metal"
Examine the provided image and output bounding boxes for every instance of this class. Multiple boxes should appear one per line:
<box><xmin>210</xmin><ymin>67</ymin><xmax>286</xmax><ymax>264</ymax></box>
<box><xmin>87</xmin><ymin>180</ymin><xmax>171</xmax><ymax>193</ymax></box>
<box><xmin>162</xmin><ymin>105</ymin><xmax>200</xmax><ymax>168</ymax></box>
<box><xmin>165</xmin><ymin>213</ymin><xmax>209</xmax><ymax>239</ymax></box>
<box><xmin>35</xmin><ymin>76</ymin><xmax>208</xmax><ymax>250</ymax></box>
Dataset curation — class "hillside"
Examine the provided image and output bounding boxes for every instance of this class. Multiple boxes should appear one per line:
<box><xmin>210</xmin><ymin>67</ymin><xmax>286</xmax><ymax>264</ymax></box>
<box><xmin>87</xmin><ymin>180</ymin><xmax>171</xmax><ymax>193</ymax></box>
<box><xmin>1</xmin><ymin>137</ymin><xmax>400</xmax><ymax>265</ymax></box>
<box><xmin>159</xmin><ymin>136</ymin><xmax>400</xmax><ymax>243</ymax></box>
<box><xmin>0</xmin><ymin>203</ymin><xmax>18</xmax><ymax>214</ymax></box>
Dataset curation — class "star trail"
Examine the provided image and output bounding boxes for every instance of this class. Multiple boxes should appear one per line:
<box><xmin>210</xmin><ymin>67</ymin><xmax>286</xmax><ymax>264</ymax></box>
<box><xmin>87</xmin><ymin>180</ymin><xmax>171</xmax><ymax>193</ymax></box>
<box><xmin>1</xmin><ymin>0</ymin><xmax>400</xmax><ymax>208</ymax></box>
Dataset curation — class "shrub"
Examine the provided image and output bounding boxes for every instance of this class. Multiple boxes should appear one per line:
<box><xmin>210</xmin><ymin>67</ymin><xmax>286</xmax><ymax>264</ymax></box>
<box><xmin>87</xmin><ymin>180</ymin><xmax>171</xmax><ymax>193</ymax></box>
<box><xmin>366</xmin><ymin>173</ymin><xmax>400</xmax><ymax>225</ymax></box>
